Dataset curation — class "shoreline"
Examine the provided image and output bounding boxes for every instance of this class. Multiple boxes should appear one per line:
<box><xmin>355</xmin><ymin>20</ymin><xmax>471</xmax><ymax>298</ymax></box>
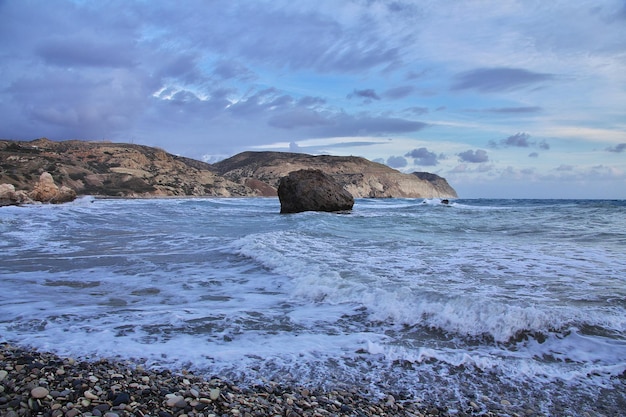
<box><xmin>0</xmin><ymin>343</ymin><xmax>497</xmax><ymax>417</ymax></box>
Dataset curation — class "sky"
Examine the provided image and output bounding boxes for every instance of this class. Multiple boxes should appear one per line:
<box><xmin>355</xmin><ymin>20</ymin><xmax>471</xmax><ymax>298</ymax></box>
<box><xmin>1</xmin><ymin>1</ymin><xmax>625</xmax><ymax>198</ymax></box>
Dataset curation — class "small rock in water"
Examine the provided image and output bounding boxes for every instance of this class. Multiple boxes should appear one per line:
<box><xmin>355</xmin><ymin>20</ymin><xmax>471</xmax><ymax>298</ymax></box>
<box><xmin>31</xmin><ymin>387</ymin><xmax>49</xmax><ymax>399</ymax></box>
<box><xmin>0</xmin><ymin>370</ymin><xmax>8</xmax><ymax>381</ymax></box>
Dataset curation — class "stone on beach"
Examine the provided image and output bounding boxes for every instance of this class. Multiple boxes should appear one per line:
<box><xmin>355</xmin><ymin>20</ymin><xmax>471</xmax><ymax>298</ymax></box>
<box><xmin>0</xmin><ymin>342</ymin><xmax>500</xmax><ymax>417</ymax></box>
<box><xmin>30</xmin><ymin>386</ymin><xmax>49</xmax><ymax>399</ymax></box>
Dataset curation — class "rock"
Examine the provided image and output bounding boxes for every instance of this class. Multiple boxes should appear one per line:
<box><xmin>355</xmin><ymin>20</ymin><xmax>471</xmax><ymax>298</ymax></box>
<box><xmin>112</xmin><ymin>391</ymin><xmax>130</xmax><ymax>406</ymax></box>
<box><xmin>209</xmin><ymin>388</ymin><xmax>221</xmax><ymax>401</ymax></box>
<box><xmin>0</xmin><ymin>369</ymin><xmax>7</xmax><ymax>381</ymax></box>
<box><xmin>30</xmin><ymin>386</ymin><xmax>49</xmax><ymax>399</ymax></box>
<box><xmin>29</xmin><ymin>172</ymin><xmax>59</xmax><ymax>202</ymax></box>
<box><xmin>26</xmin><ymin>172</ymin><xmax>77</xmax><ymax>204</ymax></box>
<box><xmin>278</xmin><ymin>169</ymin><xmax>354</xmax><ymax>214</ymax></box>
<box><xmin>165</xmin><ymin>394</ymin><xmax>185</xmax><ymax>407</ymax></box>
<box><xmin>50</xmin><ymin>185</ymin><xmax>77</xmax><ymax>204</ymax></box>
<box><xmin>0</xmin><ymin>183</ymin><xmax>32</xmax><ymax>206</ymax></box>
<box><xmin>84</xmin><ymin>390</ymin><xmax>99</xmax><ymax>400</ymax></box>
<box><xmin>412</xmin><ymin>172</ymin><xmax>457</xmax><ymax>197</ymax></box>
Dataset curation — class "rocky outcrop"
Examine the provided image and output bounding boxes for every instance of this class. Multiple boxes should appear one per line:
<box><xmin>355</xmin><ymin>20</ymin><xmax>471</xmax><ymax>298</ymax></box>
<box><xmin>0</xmin><ymin>172</ymin><xmax>76</xmax><ymax>206</ymax></box>
<box><xmin>0</xmin><ymin>183</ymin><xmax>32</xmax><ymax>207</ymax></box>
<box><xmin>29</xmin><ymin>172</ymin><xmax>77</xmax><ymax>204</ymax></box>
<box><xmin>1</xmin><ymin>172</ymin><xmax>77</xmax><ymax>206</ymax></box>
<box><xmin>412</xmin><ymin>172</ymin><xmax>456</xmax><ymax>197</ymax></box>
<box><xmin>213</xmin><ymin>151</ymin><xmax>458</xmax><ymax>199</ymax></box>
<box><xmin>278</xmin><ymin>169</ymin><xmax>354</xmax><ymax>213</ymax></box>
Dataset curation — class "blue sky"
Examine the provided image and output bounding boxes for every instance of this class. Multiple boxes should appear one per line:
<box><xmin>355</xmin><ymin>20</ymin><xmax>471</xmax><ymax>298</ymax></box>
<box><xmin>1</xmin><ymin>0</ymin><xmax>625</xmax><ymax>198</ymax></box>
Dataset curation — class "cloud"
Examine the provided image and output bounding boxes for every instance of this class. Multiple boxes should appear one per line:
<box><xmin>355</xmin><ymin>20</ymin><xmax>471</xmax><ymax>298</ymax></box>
<box><xmin>458</xmin><ymin>149</ymin><xmax>489</xmax><ymax>163</ymax></box>
<box><xmin>310</xmin><ymin>114</ymin><xmax>428</xmax><ymax>137</ymax></box>
<box><xmin>606</xmin><ymin>143</ymin><xmax>626</xmax><ymax>153</ymax></box>
<box><xmin>382</xmin><ymin>85</ymin><xmax>416</xmax><ymax>100</ymax></box>
<box><xmin>386</xmin><ymin>155</ymin><xmax>408</xmax><ymax>168</ymax></box>
<box><xmin>504</xmin><ymin>132</ymin><xmax>532</xmax><ymax>147</ymax></box>
<box><xmin>483</xmin><ymin>106</ymin><xmax>543</xmax><ymax>114</ymax></box>
<box><xmin>403</xmin><ymin>106</ymin><xmax>429</xmax><ymax>115</ymax></box>
<box><xmin>36</xmin><ymin>39</ymin><xmax>136</xmax><ymax>68</ymax></box>
<box><xmin>488</xmin><ymin>132</ymin><xmax>550</xmax><ymax>150</ymax></box>
<box><xmin>452</xmin><ymin>68</ymin><xmax>555</xmax><ymax>92</ymax></box>
<box><xmin>5</xmin><ymin>68</ymin><xmax>154</xmax><ymax>139</ymax></box>
<box><xmin>206</xmin><ymin>3</ymin><xmax>404</xmax><ymax>74</ymax></box>
<box><xmin>405</xmin><ymin>147</ymin><xmax>440</xmax><ymax>166</ymax></box>
<box><xmin>212</xmin><ymin>60</ymin><xmax>257</xmax><ymax>81</ymax></box>
<box><xmin>289</xmin><ymin>142</ymin><xmax>304</xmax><ymax>153</ymax></box>
<box><xmin>268</xmin><ymin>108</ymin><xmax>331</xmax><ymax>129</ymax></box>
<box><xmin>529</xmin><ymin>152</ymin><xmax>539</xmax><ymax>158</ymax></box>
<box><xmin>348</xmin><ymin>89</ymin><xmax>380</xmax><ymax>101</ymax></box>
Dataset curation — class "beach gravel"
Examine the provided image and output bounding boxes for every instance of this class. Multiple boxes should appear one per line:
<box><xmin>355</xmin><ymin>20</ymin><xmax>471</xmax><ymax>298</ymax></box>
<box><xmin>0</xmin><ymin>343</ymin><xmax>499</xmax><ymax>417</ymax></box>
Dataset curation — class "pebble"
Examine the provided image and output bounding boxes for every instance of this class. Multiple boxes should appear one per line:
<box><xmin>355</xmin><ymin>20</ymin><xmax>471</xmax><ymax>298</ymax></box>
<box><xmin>166</xmin><ymin>395</ymin><xmax>185</xmax><ymax>407</ymax></box>
<box><xmin>209</xmin><ymin>387</ymin><xmax>221</xmax><ymax>400</ymax></box>
<box><xmin>66</xmin><ymin>409</ymin><xmax>81</xmax><ymax>417</ymax></box>
<box><xmin>30</xmin><ymin>386</ymin><xmax>49</xmax><ymax>399</ymax></box>
<box><xmin>0</xmin><ymin>342</ymin><xmax>507</xmax><ymax>417</ymax></box>
<box><xmin>85</xmin><ymin>390</ymin><xmax>99</xmax><ymax>400</ymax></box>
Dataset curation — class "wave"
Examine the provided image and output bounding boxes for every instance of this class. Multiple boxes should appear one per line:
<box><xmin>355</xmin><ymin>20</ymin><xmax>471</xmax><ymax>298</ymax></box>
<box><xmin>230</xmin><ymin>230</ymin><xmax>626</xmax><ymax>347</ymax></box>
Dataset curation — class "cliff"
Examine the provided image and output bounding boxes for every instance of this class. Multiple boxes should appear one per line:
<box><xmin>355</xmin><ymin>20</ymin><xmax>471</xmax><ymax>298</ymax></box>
<box><xmin>0</xmin><ymin>139</ymin><xmax>457</xmax><ymax>199</ymax></box>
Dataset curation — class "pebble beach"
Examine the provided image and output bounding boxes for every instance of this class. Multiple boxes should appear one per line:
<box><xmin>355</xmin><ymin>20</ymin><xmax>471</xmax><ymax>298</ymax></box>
<box><xmin>0</xmin><ymin>343</ymin><xmax>505</xmax><ymax>417</ymax></box>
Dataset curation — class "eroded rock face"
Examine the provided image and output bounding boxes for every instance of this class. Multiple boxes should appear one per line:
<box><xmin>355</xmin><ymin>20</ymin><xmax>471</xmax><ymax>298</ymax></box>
<box><xmin>278</xmin><ymin>169</ymin><xmax>354</xmax><ymax>214</ymax></box>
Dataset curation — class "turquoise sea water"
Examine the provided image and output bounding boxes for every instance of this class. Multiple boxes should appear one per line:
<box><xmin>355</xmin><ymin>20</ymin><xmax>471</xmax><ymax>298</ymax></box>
<box><xmin>1</xmin><ymin>197</ymin><xmax>625</xmax><ymax>415</ymax></box>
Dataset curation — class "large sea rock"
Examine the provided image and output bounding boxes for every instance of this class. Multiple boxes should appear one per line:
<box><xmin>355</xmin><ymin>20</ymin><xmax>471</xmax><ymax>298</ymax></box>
<box><xmin>278</xmin><ymin>169</ymin><xmax>354</xmax><ymax>214</ymax></box>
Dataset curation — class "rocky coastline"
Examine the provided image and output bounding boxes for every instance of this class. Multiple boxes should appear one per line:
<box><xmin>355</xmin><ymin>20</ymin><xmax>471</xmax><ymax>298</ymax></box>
<box><xmin>0</xmin><ymin>343</ymin><xmax>506</xmax><ymax>417</ymax></box>
<box><xmin>0</xmin><ymin>139</ymin><xmax>457</xmax><ymax>202</ymax></box>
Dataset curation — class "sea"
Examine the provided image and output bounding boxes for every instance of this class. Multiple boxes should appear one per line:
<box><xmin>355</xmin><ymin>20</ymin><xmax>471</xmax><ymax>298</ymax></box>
<box><xmin>1</xmin><ymin>197</ymin><xmax>625</xmax><ymax>416</ymax></box>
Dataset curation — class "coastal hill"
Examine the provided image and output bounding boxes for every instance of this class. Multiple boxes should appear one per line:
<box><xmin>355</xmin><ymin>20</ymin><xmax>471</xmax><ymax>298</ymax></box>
<box><xmin>213</xmin><ymin>151</ymin><xmax>457</xmax><ymax>198</ymax></box>
<box><xmin>0</xmin><ymin>138</ymin><xmax>457</xmax><ymax>199</ymax></box>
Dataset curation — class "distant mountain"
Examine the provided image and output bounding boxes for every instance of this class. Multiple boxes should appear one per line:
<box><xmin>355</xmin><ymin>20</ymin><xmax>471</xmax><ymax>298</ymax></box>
<box><xmin>0</xmin><ymin>139</ymin><xmax>457</xmax><ymax>199</ymax></box>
